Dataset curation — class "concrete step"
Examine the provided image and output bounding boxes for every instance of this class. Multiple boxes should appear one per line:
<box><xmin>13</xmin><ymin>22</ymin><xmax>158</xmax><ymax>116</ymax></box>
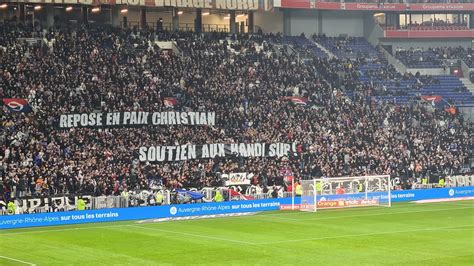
<box><xmin>460</xmin><ymin>78</ymin><xmax>474</xmax><ymax>95</ymax></box>
<box><xmin>461</xmin><ymin>78</ymin><xmax>473</xmax><ymax>84</ymax></box>
<box><xmin>379</xmin><ymin>46</ymin><xmax>407</xmax><ymax>74</ymax></box>
<box><xmin>311</xmin><ymin>39</ymin><xmax>335</xmax><ymax>59</ymax></box>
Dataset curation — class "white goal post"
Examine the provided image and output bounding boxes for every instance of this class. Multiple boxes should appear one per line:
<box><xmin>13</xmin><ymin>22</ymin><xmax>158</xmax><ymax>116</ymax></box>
<box><xmin>295</xmin><ymin>175</ymin><xmax>391</xmax><ymax>212</ymax></box>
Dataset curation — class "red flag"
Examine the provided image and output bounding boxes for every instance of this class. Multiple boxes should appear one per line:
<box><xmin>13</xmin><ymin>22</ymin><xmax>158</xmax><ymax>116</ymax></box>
<box><xmin>163</xmin><ymin>97</ymin><xmax>178</xmax><ymax>107</ymax></box>
<box><xmin>228</xmin><ymin>189</ymin><xmax>254</xmax><ymax>200</ymax></box>
<box><xmin>281</xmin><ymin>96</ymin><xmax>308</xmax><ymax>105</ymax></box>
<box><xmin>2</xmin><ymin>98</ymin><xmax>32</xmax><ymax>112</ymax></box>
<box><xmin>421</xmin><ymin>95</ymin><xmax>442</xmax><ymax>105</ymax></box>
<box><xmin>445</xmin><ymin>106</ymin><xmax>457</xmax><ymax>116</ymax></box>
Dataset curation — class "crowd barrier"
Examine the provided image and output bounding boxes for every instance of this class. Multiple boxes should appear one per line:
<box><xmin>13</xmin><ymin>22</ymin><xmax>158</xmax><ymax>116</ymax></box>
<box><xmin>1</xmin><ymin>186</ymin><xmax>473</xmax><ymax>229</ymax></box>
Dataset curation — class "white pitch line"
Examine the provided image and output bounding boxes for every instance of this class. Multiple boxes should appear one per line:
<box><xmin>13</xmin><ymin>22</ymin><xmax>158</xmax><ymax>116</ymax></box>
<box><xmin>127</xmin><ymin>225</ymin><xmax>256</xmax><ymax>245</ymax></box>
<box><xmin>0</xmin><ymin>255</ymin><xmax>36</xmax><ymax>266</ymax></box>
<box><xmin>265</xmin><ymin>205</ymin><xmax>474</xmax><ymax>221</ymax></box>
<box><xmin>256</xmin><ymin>224</ymin><xmax>474</xmax><ymax>245</ymax></box>
<box><xmin>264</xmin><ymin>200</ymin><xmax>474</xmax><ymax>218</ymax></box>
<box><xmin>0</xmin><ymin>224</ymin><xmax>128</xmax><ymax>236</ymax></box>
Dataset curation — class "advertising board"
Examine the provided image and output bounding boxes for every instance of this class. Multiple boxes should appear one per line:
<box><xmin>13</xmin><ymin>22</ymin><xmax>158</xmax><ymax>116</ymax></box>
<box><xmin>0</xmin><ymin>198</ymin><xmax>292</xmax><ymax>229</ymax></box>
<box><xmin>1</xmin><ymin>186</ymin><xmax>473</xmax><ymax>229</ymax></box>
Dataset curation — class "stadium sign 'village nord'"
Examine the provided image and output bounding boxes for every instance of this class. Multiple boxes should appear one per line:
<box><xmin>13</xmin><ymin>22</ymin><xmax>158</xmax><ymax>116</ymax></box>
<box><xmin>17</xmin><ymin>0</ymin><xmax>265</xmax><ymax>10</ymax></box>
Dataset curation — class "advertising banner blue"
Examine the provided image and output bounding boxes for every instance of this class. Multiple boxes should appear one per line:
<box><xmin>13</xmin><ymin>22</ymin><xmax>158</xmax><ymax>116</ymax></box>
<box><xmin>317</xmin><ymin>186</ymin><xmax>474</xmax><ymax>202</ymax></box>
<box><xmin>0</xmin><ymin>198</ymin><xmax>293</xmax><ymax>229</ymax></box>
<box><xmin>1</xmin><ymin>186</ymin><xmax>473</xmax><ymax>230</ymax></box>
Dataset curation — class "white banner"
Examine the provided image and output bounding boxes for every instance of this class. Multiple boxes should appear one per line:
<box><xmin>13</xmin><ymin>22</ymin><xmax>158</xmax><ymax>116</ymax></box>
<box><xmin>223</xmin><ymin>173</ymin><xmax>251</xmax><ymax>186</ymax></box>
<box><xmin>446</xmin><ymin>175</ymin><xmax>474</xmax><ymax>187</ymax></box>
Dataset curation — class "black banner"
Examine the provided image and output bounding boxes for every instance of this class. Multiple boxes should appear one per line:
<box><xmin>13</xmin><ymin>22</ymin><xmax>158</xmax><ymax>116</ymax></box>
<box><xmin>58</xmin><ymin>111</ymin><xmax>215</xmax><ymax>128</ymax></box>
<box><xmin>138</xmin><ymin>143</ymin><xmax>297</xmax><ymax>162</ymax></box>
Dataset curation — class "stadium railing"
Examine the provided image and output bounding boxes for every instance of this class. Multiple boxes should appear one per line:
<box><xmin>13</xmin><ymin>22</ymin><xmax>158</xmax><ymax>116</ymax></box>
<box><xmin>0</xmin><ymin>186</ymin><xmax>295</xmax><ymax>216</ymax></box>
<box><xmin>3</xmin><ymin>176</ymin><xmax>474</xmax><ymax>216</ymax></box>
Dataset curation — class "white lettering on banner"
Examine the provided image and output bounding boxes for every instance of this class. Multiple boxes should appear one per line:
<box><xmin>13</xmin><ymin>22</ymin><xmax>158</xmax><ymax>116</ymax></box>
<box><xmin>421</xmin><ymin>4</ymin><xmax>465</xmax><ymax>10</ymax></box>
<box><xmin>154</xmin><ymin>0</ymin><xmax>258</xmax><ymax>9</ymax></box>
<box><xmin>0</xmin><ymin>195</ymin><xmax>93</xmax><ymax>213</ymax></box>
<box><xmin>139</xmin><ymin>142</ymin><xmax>296</xmax><ymax>162</ymax></box>
<box><xmin>453</xmin><ymin>188</ymin><xmax>474</xmax><ymax>196</ymax></box>
<box><xmin>225</xmin><ymin>172</ymin><xmax>250</xmax><ymax>186</ymax></box>
<box><xmin>446</xmin><ymin>175</ymin><xmax>474</xmax><ymax>187</ymax></box>
<box><xmin>139</xmin><ymin>145</ymin><xmax>198</xmax><ymax>162</ymax></box>
<box><xmin>59</xmin><ymin>111</ymin><xmax>215</xmax><ymax>128</ymax></box>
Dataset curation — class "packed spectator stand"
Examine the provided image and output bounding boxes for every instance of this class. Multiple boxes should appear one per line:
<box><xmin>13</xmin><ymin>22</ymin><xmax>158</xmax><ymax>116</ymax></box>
<box><xmin>395</xmin><ymin>47</ymin><xmax>473</xmax><ymax>68</ymax></box>
<box><xmin>383</xmin><ymin>19</ymin><xmax>469</xmax><ymax>31</ymax></box>
<box><xmin>1</xmin><ymin>23</ymin><xmax>473</xmax><ymax>205</ymax></box>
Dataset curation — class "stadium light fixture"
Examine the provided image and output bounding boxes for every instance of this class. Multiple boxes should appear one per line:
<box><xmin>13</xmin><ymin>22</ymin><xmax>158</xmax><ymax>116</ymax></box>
<box><xmin>0</xmin><ymin>4</ymin><xmax>7</xmax><ymax>9</ymax></box>
<box><xmin>202</xmin><ymin>12</ymin><xmax>210</xmax><ymax>16</ymax></box>
<box><xmin>65</xmin><ymin>6</ymin><xmax>73</xmax><ymax>12</ymax></box>
<box><xmin>177</xmin><ymin>11</ymin><xmax>183</xmax><ymax>15</ymax></box>
<box><xmin>34</xmin><ymin>5</ymin><xmax>42</xmax><ymax>11</ymax></box>
<box><xmin>91</xmin><ymin>7</ymin><xmax>100</xmax><ymax>13</ymax></box>
<box><xmin>120</xmin><ymin>8</ymin><xmax>128</xmax><ymax>14</ymax></box>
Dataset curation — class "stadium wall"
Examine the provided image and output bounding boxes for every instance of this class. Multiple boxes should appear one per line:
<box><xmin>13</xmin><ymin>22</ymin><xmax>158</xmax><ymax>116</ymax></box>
<box><xmin>363</xmin><ymin>14</ymin><xmax>383</xmax><ymax>46</ymax></box>
<box><xmin>405</xmin><ymin>68</ymin><xmax>450</xmax><ymax>76</ymax></box>
<box><xmin>321</xmin><ymin>11</ymin><xmax>364</xmax><ymax>37</ymax></box>
<box><xmin>254</xmin><ymin>11</ymin><xmax>284</xmax><ymax>33</ymax></box>
<box><xmin>114</xmin><ymin>10</ymin><xmax>245</xmax><ymax>29</ymax></box>
<box><xmin>283</xmin><ymin>10</ymin><xmax>365</xmax><ymax>37</ymax></box>
<box><xmin>287</xmin><ymin>10</ymin><xmax>320</xmax><ymax>36</ymax></box>
<box><xmin>1</xmin><ymin>186</ymin><xmax>473</xmax><ymax>230</ymax></box>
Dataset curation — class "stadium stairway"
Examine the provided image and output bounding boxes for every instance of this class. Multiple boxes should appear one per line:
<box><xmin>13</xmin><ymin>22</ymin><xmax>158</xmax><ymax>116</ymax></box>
<box><xmin>315</xmin><ymin>37</ymin><xmax>379</xmax><ymax>60</ymax></box>
<box><xmin>311</xmin><ymin>37</ymin><xmax>474</xmax><ymax>106</ymax></box>
<box><xmin>280</xmin><ymin>36</ymin><xmax>329</xmax><ymax>58</ymax></box>
<box><xmin>460</xmin><ymin>78</ymin><xmax>474</xmax><ymax>95</ymax></box>
<box><xmin>309</xmin><ymin>39</ymin><xmax>335</xmax><ymax>59</ymax></box>
<box><xmin>379</xmin><ymin>46</ymin><xmax>407</xmax><ymax>74</ymax></box>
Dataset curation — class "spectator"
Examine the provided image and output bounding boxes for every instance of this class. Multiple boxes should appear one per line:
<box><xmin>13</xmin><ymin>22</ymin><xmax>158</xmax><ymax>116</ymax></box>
<box><xmin>0</xmin><ymin>23</ymin><xmax>472</xmax><ymax>203</ymax></box>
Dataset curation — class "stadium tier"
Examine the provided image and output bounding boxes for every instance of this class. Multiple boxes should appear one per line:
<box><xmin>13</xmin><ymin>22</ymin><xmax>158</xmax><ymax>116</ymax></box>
<box><xmin>1</xmin><ymin>1</ymin><xmax>473</xmax><ymax>264</ymax></box>
<box><xmin>395</xmin><ymin>47</ymin><xmax>473</xmax><ymax>68</ymax></box>
<box><xmin>1</xmin><ymin>1</ymin><xmax>473</xmax><ymax>205</ymax></box>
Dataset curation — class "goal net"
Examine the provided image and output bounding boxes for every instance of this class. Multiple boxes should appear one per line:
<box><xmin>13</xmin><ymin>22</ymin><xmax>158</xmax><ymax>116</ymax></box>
<box><xmin>299</xmin><ymin>175</ymin><xmax>391</xmax><ymax>212</ymax></box>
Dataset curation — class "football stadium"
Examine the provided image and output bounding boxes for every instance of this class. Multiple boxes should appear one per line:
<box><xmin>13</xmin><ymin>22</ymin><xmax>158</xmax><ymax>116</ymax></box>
<box><xmin>1</xmin><ymin>0</ymin><xmax>474</xmax><ymax>265</ymax></box>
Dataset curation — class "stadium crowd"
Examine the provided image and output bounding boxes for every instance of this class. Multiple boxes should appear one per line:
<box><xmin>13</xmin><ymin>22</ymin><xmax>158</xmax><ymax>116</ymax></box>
<box><xmin>395</xmin><ymin>47</ymin><xmax>473</xmax><ymax>68</ymax></box>
<box><xmin>1</xmin><ymin>23</ymin><xmax>473</xmax><ymax>201</ymax></box>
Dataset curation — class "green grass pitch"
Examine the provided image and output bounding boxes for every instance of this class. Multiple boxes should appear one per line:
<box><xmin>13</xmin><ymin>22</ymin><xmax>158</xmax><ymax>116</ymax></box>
<box><xmin>0</xmin><ymin>200</ymin><xmax>473</xmax><ymax>265</ymax></box>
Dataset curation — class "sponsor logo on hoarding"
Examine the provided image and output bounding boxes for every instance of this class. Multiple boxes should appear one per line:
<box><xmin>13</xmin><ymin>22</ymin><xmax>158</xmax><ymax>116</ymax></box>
<box><xmin>449</xmin><ymin>189</ymin><xmax>455</xmax><ymax>197</ymax></box>
<box><xmin>169</xmin><ymin>206</ymin><xmax>177</xmax><ymax>215</ymax></box>
<box><xmin>280</xmin><ymin>204</ymin><xmax>301</xmax><ymax>210</ymax></box>
<box><xmin>2</xmin><ymin>187</ymin><xmax>474</xmax><ymax>230</ymax></box>
<box><xmin>317</xmin><ymin>201</ymin><xmax>340</xmax><ymax>208</ymax></box>
<box><xmin>421</xmin><ymin>4</ymin><xmax>465</xmax><ymax>10</ymax></box>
